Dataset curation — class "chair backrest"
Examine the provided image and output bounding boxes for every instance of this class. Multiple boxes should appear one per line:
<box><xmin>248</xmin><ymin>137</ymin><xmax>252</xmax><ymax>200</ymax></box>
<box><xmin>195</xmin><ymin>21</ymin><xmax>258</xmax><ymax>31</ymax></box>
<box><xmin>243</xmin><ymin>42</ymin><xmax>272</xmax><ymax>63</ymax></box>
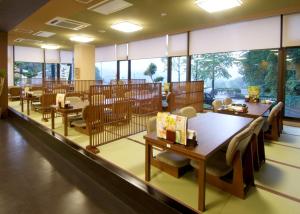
<box><xmin>226</xmin><ymin>126</ymin><xmax>253</xmax><ymax>166</ymax></box>
<box><xmin>179</xmin><ymin>106</ymin><xmax>197</xmax><ymax>119</ymax></box>
<box><xmin>223</xmin><ymin>97</ymin><xmax>232</xmax><ymax>106</ymax></box>
<box><xmin>212</xmin><ymin>100</ymin><xmax>222</xmax><ymax>112</ymax></box>
<box><xmin>9</xmin><ymin>86</ymin><xmax>21</xmax><ymax>96</ymax></box>
<box><xmin>65</xmin><ymin>96</ymin><xmax>82</xmax><ymax>105</ymax></box>
<box><xmin>249</xmin><ymin>116</ymin><xmax>264</xmax><ymax>136</ymax></box>
<box><xmin>147</xmin><ymin>116</ymin><xmax>157</xmax><ymax>133</ymax></box>
<box><xmin>267</xmin><ymin>104</ymin><xmax>280</xmax><ymax>124</ymax></box>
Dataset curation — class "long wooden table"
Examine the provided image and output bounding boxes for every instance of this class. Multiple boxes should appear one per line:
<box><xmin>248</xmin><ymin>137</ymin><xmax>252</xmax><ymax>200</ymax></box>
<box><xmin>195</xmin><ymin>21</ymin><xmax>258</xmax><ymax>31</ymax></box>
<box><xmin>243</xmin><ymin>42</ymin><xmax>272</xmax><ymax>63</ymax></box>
<box><xmin>144</xmin><ymin>112</ymin><xmax>253</xmax><ymax>212</ymax></box>
<box><xmin>217</xmin><ymin>102</ymin><xmax>272</xmax><ymax>118</ymax></box>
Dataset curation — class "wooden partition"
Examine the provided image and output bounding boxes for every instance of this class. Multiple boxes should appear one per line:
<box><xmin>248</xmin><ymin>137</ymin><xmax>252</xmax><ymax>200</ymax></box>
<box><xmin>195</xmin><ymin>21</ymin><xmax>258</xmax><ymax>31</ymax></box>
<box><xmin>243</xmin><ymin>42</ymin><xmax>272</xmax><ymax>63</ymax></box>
<box><xmin>87</xmin><ymin>83</ymin><xmax>162</xmax><ymax>150</ymax></box>
<box><xmin>168</xmin><ymin>81</ymin><xmax>204</xmax><ymax>112</ymax></box>
<box><xmin>44</xmin><ymin>80</ymin><xmax>103</xmax><ymax>95</ymax></box>
<box><xmin>110</xmin><ymin>79</ymin><xmax>146</xmax><ymax>85</ymax></box>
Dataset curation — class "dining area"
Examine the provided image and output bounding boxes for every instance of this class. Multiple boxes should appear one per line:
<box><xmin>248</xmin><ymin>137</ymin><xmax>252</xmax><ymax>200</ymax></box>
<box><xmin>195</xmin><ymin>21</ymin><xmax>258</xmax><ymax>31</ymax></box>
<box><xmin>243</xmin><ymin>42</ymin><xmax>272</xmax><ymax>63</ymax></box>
<box><xmin>144</xmin><ymin>94</ymin><xmax>284</xmax><ymax>212</ymax></box>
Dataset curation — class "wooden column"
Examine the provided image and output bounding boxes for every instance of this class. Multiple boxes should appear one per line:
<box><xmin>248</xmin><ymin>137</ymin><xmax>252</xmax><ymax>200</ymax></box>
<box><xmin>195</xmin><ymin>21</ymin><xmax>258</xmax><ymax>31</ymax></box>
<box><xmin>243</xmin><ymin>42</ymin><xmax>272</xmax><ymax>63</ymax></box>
<box><xmin>0</xmin><ymin>32</ymin><xmax>8</xmax><ymax>118</ymax></box>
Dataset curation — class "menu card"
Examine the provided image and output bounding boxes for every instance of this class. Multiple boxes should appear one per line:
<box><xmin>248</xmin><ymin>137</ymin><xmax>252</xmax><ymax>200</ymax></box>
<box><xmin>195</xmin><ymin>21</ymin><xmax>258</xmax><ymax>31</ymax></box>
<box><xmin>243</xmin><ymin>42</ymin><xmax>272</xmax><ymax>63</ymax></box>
<box><xmin>56</xmin><ymin>93</ymin><xmax>65</xmax><ymax>107</ymax></box>
<box><xmin>156</xmin><ymin>112</ymin><xmax>188</xmax><ymax>145</ymax></box>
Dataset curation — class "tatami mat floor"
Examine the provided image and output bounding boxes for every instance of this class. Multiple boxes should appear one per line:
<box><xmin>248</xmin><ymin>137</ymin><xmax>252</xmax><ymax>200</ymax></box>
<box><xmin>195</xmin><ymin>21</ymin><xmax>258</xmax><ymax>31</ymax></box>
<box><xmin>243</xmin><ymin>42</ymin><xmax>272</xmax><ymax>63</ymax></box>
<box><xmin>9</xmin><ymin>101</ymin><xmax>300</xmax><ymax>213</ymax></box>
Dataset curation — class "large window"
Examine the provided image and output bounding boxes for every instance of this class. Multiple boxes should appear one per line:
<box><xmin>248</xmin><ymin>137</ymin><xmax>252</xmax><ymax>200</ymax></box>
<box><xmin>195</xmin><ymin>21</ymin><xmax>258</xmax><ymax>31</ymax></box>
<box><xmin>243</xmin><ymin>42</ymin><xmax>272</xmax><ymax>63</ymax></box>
<box><xmin>131</xmin><ymin>58</ymin><xmax>167</xmax><ymax>83</ymax></box>
<box><xmin>45</xmin><ymin>63</ymin><xmax>58</xmax><ymax>80</ymax></box>
<box><xmin>14</xmin><ymin>62</ymin><xmax>43</xmax><ymax>85</ymax></box>
<box><xmin>191</xmin><ymin>49</ymin><xmax>279</xmax><ymax>109</ymax></box>
<box><xmin>285</xmin><ymin>48</ymin><xmax>300</xmax><ymax>119</ymax></box>
<box><xmin>119</xmin><ymin>61</ymin><xmax>128</xmax><ymax>80</ymax></box>
<box><xmin>60</xmin><ymin>64</ymin><xmax>73</xmax><ymax>81</ymax></box>
<box><xmin>95</xmin><ymin>61</ymin><xmax>117</xmax><ymax>84</ymax></box>
<box><xmin>171</xmin><ymin>56</ymin><xmax>187</xmax><ymax>82</ymax></box>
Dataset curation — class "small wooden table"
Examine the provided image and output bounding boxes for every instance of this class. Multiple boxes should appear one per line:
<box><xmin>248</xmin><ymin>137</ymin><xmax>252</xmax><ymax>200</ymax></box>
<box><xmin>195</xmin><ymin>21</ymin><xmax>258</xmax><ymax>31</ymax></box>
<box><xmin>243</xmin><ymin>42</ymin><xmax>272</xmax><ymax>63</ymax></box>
<box><xmin>144</xmin><ymin>112</ymin><xmax>253</xmax><ymax>212</ymax></box>
<box><xmin>217</xmin><ymin>102</ymin><xmax>272</xmax><ymax>118</ymax></box>
<box><xmin>51</xmin><ymin>102</ymin><xmax>88</xmax><ymax>136</ymax></box>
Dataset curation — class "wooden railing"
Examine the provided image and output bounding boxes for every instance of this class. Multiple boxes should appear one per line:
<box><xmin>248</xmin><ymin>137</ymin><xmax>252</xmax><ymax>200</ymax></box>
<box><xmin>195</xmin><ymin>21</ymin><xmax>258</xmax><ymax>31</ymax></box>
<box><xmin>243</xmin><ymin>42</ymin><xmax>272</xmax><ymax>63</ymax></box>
<box><xmin>87</xmin><ymin>83</ymin><xmax>162</xmax><ymax>148</ymax></box>
<box><xmin>168</xmin><ymin>81</ymin><xmax>204</xmax><ymax>112</ymax></box>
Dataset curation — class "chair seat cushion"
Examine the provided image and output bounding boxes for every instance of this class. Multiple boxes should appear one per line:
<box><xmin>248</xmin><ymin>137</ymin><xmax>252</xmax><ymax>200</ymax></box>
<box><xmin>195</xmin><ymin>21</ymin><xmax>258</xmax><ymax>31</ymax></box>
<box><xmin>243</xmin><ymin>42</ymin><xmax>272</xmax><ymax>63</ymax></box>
<box><xmin>71</xmin><ymin>120</ymin><xmax>86</xmax><ymax>128</ymax></box>
<box><xmin>190</xmin><ymin>150</ymin><xmax>232</xmax><ymax>177</ymax></box>
<box><xmin>156</xmin><ymin>151</ymin><xmax>190</xmax><ymax>167</ymax></box>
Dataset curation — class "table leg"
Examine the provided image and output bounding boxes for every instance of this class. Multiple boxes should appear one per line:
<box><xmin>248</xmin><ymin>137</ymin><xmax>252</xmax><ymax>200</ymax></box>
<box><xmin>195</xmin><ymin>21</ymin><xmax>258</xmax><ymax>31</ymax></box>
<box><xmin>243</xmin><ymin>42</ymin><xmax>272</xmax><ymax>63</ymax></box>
<box><xmin>145</xmin><ymin>141</ymin><xmax>152</xmax><ymax>181</ymax></box>
<box><xmin>64</xmin><ymin>113</ymin><xmax>68</xmax><ymax>136</ymax></box>
<box><xmin>51</xmin><ymin>108</ymin><xmax>55</xmax><ymax>130</ymax></box>
<box><xmin>198</xmin><ymin>160</ymin><xmax>206</xmax><ymax>212</ymax></box>
<box><xmin>21</xmin><ymin>98</ymin><xmax>24</xmax><ymax>112</ymax></box>
<box><xmin>27</xmin><ymin>99</ymin><xmax>30</xmax><ymax>115</ymax></box>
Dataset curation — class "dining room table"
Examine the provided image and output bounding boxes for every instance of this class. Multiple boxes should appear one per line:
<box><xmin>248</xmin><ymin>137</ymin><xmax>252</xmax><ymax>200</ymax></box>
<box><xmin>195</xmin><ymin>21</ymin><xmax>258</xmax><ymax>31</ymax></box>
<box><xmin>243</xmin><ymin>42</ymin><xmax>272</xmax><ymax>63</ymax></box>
<box><xmin>144</xmin><ymin>112</ymin><xmax>253</xmax><ymax>212</ymax></box>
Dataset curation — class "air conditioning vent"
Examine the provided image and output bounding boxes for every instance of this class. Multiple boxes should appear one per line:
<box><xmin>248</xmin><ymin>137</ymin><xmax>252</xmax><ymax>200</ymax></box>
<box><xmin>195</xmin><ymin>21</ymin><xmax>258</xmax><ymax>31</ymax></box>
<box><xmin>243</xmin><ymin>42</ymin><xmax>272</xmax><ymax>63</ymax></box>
<box><xmin>75</xmin><ymin>0</ymin><xmax>94</xmax><ymax>3</ymax></box>
<box><xmin>14</xmin><ymin>38</ymin><xmax>43</xmax><ymax>44</ymax></box>
<box><xmin>46</xmin><ymin>17</ymin><xmax>91</xmax><ymax>30</ymax></box>
<box><xmin>88</xmin><ymin>0</ymin><xmax>132</xmax><ymax>15</ymax></box>
<box><xmin>33</xmin><ymin>31</ymin><xmax>56</xmax><ymax>38</ymax></box>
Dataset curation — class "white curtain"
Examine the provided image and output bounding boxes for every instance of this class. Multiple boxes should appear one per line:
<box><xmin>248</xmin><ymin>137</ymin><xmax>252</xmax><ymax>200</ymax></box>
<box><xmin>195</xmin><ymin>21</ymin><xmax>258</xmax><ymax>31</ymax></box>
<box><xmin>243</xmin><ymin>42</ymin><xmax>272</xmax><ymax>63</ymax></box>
<box><xmin>14</xmin><ymin>46</ymin><xmax>44</xmax><ymax>63</ymax></box>
<box><xmin>168</xmin><ymin>33</ymin><xmax>188</xmax><ymax>56</ymax></box>
<box><xmin>283</xmin><ymin>13</ymin><xmax>300</xmax><ymax>47</ymax></box>
<box><xmin>95</xmin><ymin>45</ymin><xmax>116</xmax><ymax>62</ymax></box>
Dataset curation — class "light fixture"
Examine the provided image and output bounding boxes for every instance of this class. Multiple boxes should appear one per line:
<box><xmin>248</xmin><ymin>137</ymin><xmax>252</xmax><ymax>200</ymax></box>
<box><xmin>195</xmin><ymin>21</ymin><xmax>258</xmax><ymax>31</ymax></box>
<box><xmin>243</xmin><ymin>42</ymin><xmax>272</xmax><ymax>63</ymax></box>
<box><xmin>41</xmin><ymin>44</ymin><xmax>60</xmax><ymax>49</ymax></box>
<box><xmin>196</xmin><ymin>0</ymin><xmax>242</xmax><ymax>13</ymax></box>
<box><xmin>111</xmin><ymin>21</ymin><xmax>142</xmax><ymax>33</ymax></box>
<box><xmin>70</xmin><ymin>35</ymin><xmax>94</xmax><ymax>43</ymax></box>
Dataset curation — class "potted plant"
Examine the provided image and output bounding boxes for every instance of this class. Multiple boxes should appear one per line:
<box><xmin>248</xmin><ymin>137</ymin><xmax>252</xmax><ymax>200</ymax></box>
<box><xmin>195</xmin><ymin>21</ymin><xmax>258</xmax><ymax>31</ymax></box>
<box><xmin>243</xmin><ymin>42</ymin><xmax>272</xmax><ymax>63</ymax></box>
<box><xmin>0</xmin><ymin>68</ymin><xmax>6</xmax><ymax>118</ymax></box>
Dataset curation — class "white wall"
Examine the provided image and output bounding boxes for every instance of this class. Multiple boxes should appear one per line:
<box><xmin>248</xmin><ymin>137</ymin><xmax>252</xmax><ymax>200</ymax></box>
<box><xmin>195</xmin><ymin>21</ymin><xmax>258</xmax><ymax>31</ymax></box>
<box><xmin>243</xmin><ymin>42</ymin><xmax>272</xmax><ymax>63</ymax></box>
<box><xmin>74</xmin><ymin>44</ymin><xmax>95</xmax><ymax>80</ymax></box>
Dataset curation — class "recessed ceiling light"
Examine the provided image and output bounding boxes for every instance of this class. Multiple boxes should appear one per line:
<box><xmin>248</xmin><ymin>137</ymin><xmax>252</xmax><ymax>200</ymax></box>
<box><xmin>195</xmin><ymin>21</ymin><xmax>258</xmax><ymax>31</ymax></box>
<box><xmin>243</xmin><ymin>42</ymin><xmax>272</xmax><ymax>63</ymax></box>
<box><xmin>161</xmin><ymin>12</ymin><xmax>167</xmax><ymax>17</ymax></box>
<box><xmin>41</xmin><ymin>44</ymin><xmax>60</xmax><ymax>49</ymax></box>
<box><xmin>111</xmin><ymin>21</ymin><xmax>142</xmax><ymax>33</ymax></box>
<box><xmin>98</xmin><ymin>30</ymin><xmax>106</xmax><ymax>33</ymax></box>
<box><xmin>33</xmin><ymin>31</ymin><xmax>56</xmax><ymax>38</ymax></box>
<box><xmin>70</xmin><ymin>35</ymin><xmax>94</xmax><ymax>43</ymax></box>
<box><xmin>196</xmin><ymin>0</ymin><xmax>242</xmax><ymax>13</ymax></box>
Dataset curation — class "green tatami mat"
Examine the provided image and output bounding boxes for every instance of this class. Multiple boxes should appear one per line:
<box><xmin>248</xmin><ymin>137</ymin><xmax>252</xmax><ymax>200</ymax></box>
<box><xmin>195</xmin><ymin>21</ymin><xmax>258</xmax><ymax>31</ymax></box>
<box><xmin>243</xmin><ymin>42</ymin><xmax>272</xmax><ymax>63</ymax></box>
<box><xmin>127</xmin><ymin>131</ymin><xmax>146</xmax><ymax>144</ymax></box>
<box><xmin>283</xmin><ymin>126</ymin><xmax>300</xmax><ymax>136</ymax></box>
<box><xmin>267</xmin><ymin>134</ymin><xmax>300</xmax><ymax>149</ymax></box>
<box><xmin>222</xmin><ymin>188</ymin><xmax>300</xmax><ymax>214</ymax></box>
<box><xmin>255</xmin><ymin>161</ymin><xmax>300</xmax><ymax>201</ymax></box>
<box><xmin>265</xmin><ymin>142</ymin><xmax>300</xmax><ymax>167</ymax></box>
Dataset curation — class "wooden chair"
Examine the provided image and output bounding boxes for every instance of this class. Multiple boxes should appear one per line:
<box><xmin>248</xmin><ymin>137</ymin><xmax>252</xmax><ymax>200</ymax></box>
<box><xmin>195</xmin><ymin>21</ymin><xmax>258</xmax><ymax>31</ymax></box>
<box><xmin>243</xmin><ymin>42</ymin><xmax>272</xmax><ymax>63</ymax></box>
<box><xmin>178</xmin><ymin>106</ymin><xmax>197</xmax><ymax>119</ymax></box>
<box><xmin>40</xmin><ymin>93</ymin><xmax>57</xmax><ymax>122</ymax></box>
<box><xmin>223</xmin><ymin>97</ymin><xmax>232</xmax><ymax>106</ymax></box>
<box><xmin>146</xmin><ymin>117</ymin><xmax>190</xmax><ymax>178</ymax></box>
<box><xmin>249</xmin><ymin>117</ymin><xmax>265</xmax><ymax>171</ymax></box>
<box><xmin>277</xmin><ymin>102</ymin><xmax>284</xmax><ymax>135</ymax></box>
<box><xmin>263</xmin><ymin>103</ymin><xmax>281</xmax><ymax>141</ymax></box>
<box><xmin>212</xmin><ymin>100</ymin><xmax>222</xmax><ymax>112</ymax></box>
<box><xmin>190</xmin><ymin>126</ymin><xmax>254</xmax><ymax>199</ymax></box>
<box><xmin>8</xmin><ymin>86</ymin><xmax>22</xmax><ymax>101</ymax></box>
<box><xmin>72</xmin><ymin>105</ymin><xmax>104</xmax><ymax>135</ymax></box>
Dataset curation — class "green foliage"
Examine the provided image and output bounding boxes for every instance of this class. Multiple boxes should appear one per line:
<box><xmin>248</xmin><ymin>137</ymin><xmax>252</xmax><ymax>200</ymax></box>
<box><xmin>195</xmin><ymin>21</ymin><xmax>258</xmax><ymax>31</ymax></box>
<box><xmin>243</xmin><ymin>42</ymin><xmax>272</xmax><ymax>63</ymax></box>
<box><xmin>154</xmin><ymin>76</ymin><xmax>164</xmax><ymax>82</ymax></box>
<box><xmin>144</xmin><ymin>63</ymin><xmax>164</xmax><ymax>82</ymax></box>
<box><xmin>14</xmin><ymin>62</ymin><xmax>42</xmax><ymax>79</ymax></box>
<box><xmin>172</xmin><ymin>57</ymin><xmax>187</xmax><ymax>82</ymax></box>
<box><xmin>237</xmin><ymin>50</ymin><xmax>278</xmax><ymax>98</ymax></box>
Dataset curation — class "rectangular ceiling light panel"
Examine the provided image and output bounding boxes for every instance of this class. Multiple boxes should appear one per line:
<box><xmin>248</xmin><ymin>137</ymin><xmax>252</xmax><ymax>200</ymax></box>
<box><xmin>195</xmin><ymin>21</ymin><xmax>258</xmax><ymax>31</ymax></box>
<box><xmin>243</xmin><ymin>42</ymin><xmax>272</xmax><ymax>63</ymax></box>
<box><xmin>14</xmin><ymin>38</ymin><xmax>43</xmax><ymax>44</ymax></box>
<box><xmin>196</xmin><ymin>0</ymin><xmax>242</xmax><ymax>13</ymax></box>
<box><xmin>46</xmin><ymin>17</ymin><xmax>91</xmax><ymax>30</ymax></box>
<box><xmin>33</xmin><ymin>31</ymin><xmax>56</xmax><ymax>38</ymax></box>
<box><xmin>75</xmin><ymin>0</ymin><xmax>94</xmax><ymax>3</ymax></box>
<box><xmin>88</xmin><ymin>0</ymin><xmax>133</xmax><ymax>15</ymax></box>
<box><xmin>13</xmin><ymin>28</ymin><xmax>34</xmax><ymax>34</ymax></box>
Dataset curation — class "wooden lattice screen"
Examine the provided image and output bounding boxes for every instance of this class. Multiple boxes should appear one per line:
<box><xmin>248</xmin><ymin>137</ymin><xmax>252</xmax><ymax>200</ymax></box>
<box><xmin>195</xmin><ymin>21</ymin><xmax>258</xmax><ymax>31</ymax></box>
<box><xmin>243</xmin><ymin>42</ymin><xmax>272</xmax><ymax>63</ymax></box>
<box><xmin>168</xmin><ymin>81</ymin><xmax>204</xmax><ymax>112</ymax></box>
<box><xmin>87</xmin><ymin>83</ymin><xmax>162</xmax><ymax>150</ymax></box>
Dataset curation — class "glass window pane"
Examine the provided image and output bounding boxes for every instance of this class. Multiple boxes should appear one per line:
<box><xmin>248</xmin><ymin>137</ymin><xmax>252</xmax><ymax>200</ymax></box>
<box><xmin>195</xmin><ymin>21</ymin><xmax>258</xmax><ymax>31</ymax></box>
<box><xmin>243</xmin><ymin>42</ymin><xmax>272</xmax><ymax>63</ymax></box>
<box><xmin>131</xmin><ymin>58</ymin><xmax>167</xmax><ymax>83</ymax></box>
<box><xmin>171</xmin><ymin>56</ymin><xmax>187</xmax><ymax>82</ymax></box>
<box><xmin>95</xmin><ymin>61</ymin><xmax>117</xmax><ymax>84</ymax></box>
<box><xmin>14</xmin><ymin>61</ymin><xmax>43</xmax><ymax>85</ymax></box>
<box><xmin>60</xmin><ymin>64</ymin><xmax>73</xmax><ymax>81</ymax></box>
<box><xmin>284</xmin><ymin>48</ymin><xmax>300</xmax><ymax>119</ymax></box>
<box><xmin>45</xmin><ymin>63</ymin><xmax>58</xmax><ymax>80</ymax></box>
<box><xmin>120</xmin><ymin>61</ymin><xmax>128</xmax><ymax>79</ymax></box>
<box><xmin>191</xmin><ymin>49</ymin><xmax>278</xmax><ymax>109</ymax></box>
